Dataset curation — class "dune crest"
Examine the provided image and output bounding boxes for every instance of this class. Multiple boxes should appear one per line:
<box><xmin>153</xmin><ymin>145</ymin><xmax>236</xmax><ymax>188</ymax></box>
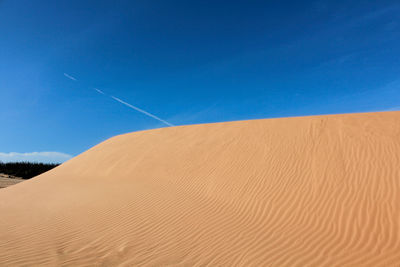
<box><xmin>1</xmin><ymin>111</ymin><xmax>400</xmax><ymax>266</ymax></box>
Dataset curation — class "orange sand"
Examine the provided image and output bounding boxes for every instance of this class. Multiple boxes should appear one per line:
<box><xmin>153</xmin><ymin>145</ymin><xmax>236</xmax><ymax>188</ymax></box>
<box><xmin>1</xmin><ymin>111</ymin><xmax>400</xmax><ymax>266</ymax></box>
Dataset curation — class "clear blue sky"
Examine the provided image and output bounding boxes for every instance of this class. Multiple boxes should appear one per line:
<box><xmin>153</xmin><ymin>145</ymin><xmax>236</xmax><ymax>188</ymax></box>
<box><xmin>1</xmin><ymin>0</ymin><xmax>400</xmax><ymax>162</ymax></box>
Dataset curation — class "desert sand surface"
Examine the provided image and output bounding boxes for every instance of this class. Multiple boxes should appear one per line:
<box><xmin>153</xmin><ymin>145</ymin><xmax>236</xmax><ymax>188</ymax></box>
<box><xmin>1</xmin><ymin>111</ymin><xmax>400</xmax><ymax>266</ymax></box>
<box><xmin>0</xmin><ymin>174</ymin><xmax>24</xmax><ymax>189</ymax></box>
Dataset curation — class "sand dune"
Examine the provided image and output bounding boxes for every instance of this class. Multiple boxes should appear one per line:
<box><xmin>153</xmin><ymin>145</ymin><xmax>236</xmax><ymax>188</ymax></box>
<box><xmin>1</xmin><ymin>111</ymin><xmax>400</xmax><ymax>266</ymax></box>
<box><xmin>0</xmin><ymin>174</ymin><xmax>23</xmax><ymax>189</ymax></box>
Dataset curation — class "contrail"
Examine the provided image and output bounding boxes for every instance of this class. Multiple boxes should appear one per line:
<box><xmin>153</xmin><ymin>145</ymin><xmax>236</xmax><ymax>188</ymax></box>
<box><xmin>94</xmin><ymin>88</ymin><xmax>105</xmax><ymax>95</ymax></box>
<box><xmin>110</xmin><ymin>95</ymin><xmax>174</xmax><ymax>127</ymax></box>
<box><xmin>64</xmin><ymin>73</ymin><xmax>77</xmax><ymax>81</ymax></box>
<box><xmin>64</xmin><ymin>73</ymin><xmax>174</xmax><ymax>127</ymax></box>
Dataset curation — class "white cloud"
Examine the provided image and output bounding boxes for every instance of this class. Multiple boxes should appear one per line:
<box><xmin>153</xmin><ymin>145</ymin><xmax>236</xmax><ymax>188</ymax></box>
<box><xmin>0</xmin><ymin>152</ymin><xmax>73</xmax><ymax>163</ymax></box>
<box><xmin>385</xmin><ymin>106</ymin><xmax>400</xmax><ymax>111</ymax></box>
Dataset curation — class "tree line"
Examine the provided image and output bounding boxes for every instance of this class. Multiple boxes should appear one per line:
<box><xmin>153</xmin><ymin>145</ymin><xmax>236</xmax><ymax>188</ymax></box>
<box><xmin>0</xmin><ymin>162</ymin><xmax>60</xmax><ymax>179</ymax></box>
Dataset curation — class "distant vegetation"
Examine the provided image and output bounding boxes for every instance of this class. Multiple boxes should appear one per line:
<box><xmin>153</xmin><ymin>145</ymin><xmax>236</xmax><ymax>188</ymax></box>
<box><xmin>0</xmin><ymin>162</ymin><xmax>60</xmax><ymax>179</ymax></box>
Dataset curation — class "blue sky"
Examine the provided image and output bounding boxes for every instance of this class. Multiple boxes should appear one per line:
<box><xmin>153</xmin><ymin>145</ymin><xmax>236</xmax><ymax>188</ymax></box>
<box><xmin>1</xmin><ymin>0</ymin><xmax>400</xmax><ymax>162</ymax></box>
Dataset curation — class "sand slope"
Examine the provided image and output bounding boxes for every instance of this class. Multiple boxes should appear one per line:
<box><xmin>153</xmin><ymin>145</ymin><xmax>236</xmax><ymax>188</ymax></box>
<box><xmin>0</xmin><ymin>174</ymin><xmax>24</xmax><ymax>189</ymax></box>
<box><xmin>1</xmin><ymin>111</ymin><xmax>400</xmax><ymax>266</ymax></box>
